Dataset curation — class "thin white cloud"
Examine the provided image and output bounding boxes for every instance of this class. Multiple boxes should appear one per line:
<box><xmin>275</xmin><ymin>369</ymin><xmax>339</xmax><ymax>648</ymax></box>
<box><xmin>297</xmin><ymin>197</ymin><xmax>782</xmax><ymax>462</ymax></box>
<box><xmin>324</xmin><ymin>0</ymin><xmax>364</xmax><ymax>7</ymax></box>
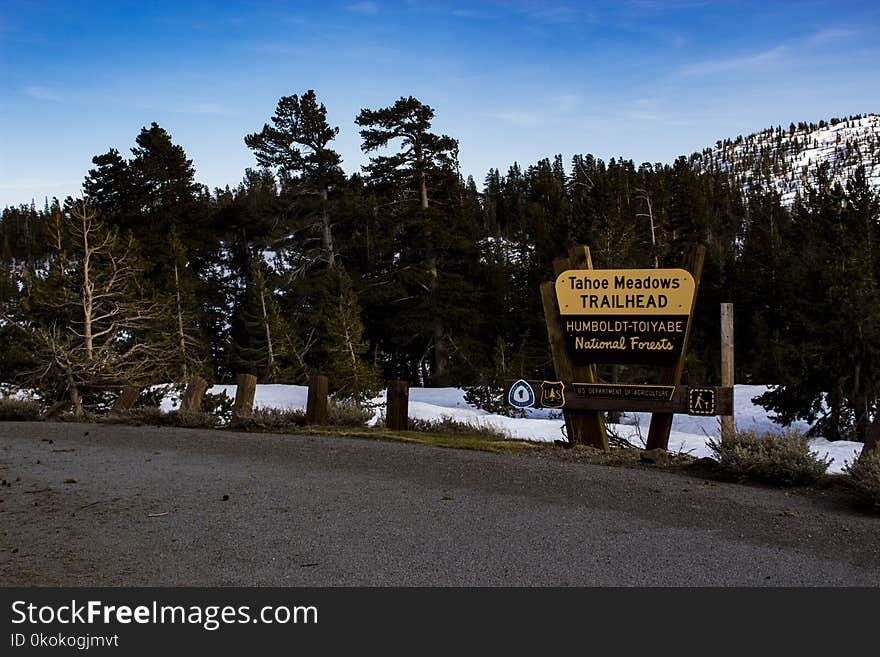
<box><xmin>24</xmin><ymin>86</ymin><xmax>62</xmax><ymax>102</ymax></box>
<box><xmin>345</xmin><ymin>1</ymin><xmax>379</xmax><ymax>14</ymax></box>
<box><xmin>680</xmin><ymin>26</ymin><xmax>862</xmax><ymax>78</ymax></box>
<box><xmin>679</xmin><ymin>45</ymin><xmax>787</xmax><ymax>76</ymax></box>
<box><xmin>808</xmin><ymin>28</ymin><xmax>859</xmax><ymax>45</ymax></box>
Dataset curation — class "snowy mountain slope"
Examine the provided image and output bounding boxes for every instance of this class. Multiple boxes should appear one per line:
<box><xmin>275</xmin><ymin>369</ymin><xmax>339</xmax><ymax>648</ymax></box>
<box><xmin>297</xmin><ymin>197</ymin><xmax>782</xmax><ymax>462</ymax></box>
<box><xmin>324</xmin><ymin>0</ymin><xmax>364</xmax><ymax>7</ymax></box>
<box><xmin>692</xmin><ymin>114</ymin><xmax>880</xmax><ymax>205</ymax></box>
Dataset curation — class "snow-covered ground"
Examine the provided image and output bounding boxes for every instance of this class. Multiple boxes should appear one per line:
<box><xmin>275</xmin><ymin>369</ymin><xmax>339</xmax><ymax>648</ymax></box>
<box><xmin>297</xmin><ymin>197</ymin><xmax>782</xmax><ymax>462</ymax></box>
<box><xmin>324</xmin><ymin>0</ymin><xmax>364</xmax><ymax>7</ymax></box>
<box><xmin>156</xmin><ymin>382</ymin><xmax>862</xmax><ymax>474</ymax></box>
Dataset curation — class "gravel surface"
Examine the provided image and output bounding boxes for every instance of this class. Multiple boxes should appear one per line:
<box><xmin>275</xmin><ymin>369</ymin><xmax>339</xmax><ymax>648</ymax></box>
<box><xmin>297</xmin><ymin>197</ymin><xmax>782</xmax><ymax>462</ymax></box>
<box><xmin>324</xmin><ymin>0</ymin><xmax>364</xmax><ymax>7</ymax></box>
<box><xmin>1</xmin><ymin>421</ymin><xmax>878</xmax><ymax>586</ymax></box>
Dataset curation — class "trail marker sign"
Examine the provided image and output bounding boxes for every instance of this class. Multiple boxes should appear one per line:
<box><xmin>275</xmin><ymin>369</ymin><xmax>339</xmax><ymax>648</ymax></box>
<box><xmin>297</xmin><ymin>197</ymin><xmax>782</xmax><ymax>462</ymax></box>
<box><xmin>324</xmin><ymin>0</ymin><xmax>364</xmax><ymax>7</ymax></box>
<box><xmin>509</xmin><ymin>243</ymin><xmax>732</xmax><ymax>451</ymax></box>
<box><xmin>556</xmin><ymin>268</ymin><xmax>696</xmax><ymax>366</ymax></box>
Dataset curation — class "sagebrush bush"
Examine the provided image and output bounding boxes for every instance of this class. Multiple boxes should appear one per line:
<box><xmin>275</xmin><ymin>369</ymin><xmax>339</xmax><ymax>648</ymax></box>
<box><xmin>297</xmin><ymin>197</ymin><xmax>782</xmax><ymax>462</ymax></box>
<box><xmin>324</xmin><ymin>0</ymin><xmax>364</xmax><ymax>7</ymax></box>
<box><xmin>164</xmin><ymin>410</ymin><xmax>218</xmax><ymax>429</ymax></box>
<box><xmin>845</xmin><ymin>455</ymin><xmax>880</xmax><ymax>510</ymax></box>
<box><xmin>0</xmin><ymin>398</ymin><xmax>42</xmax><ymax>421</ymax></box>
<box><xmin>708</xmin><ymin>429</ymin><xmax>830</xmax><ymax>486</ymax></box>
<box><xmin>109</xmin><ymin>407</ymin><xmax>165</xmax><ymax>425</ymax></box>
<box><xmin>407</xmin><ymin>415</ymin><xmax>510</xmax><ymax>440</ymax></box>
<box><xmin>233</xmin><ymin>407</ymin><xmax>306</xmax><ymax>431</ymax></box>
<box><xmin>231</xmin><ymin>402</ymin><xmax>368</xmax><ymax>430</ymax></box>
<box><xmin>109</xmin><ymin>407</ymin><xmax>217</xmax><ymax>429</ymax></box>
<box><xmin>327</xmin><ymin>399</ymin><xmax>373</xmax><ymax>427</ymax></box>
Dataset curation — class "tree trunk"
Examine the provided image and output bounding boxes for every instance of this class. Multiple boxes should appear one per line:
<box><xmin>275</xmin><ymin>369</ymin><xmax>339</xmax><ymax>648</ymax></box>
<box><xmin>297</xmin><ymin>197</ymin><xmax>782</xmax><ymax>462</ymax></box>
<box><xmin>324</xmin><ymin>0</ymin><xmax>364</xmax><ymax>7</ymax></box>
<box><xmin>173</xmin><ymin>259</ymin><xmax>188</xmax><ymax>381</ymax></box>
<box><xmin>66</xmin><ymin>366</ymin><xmax>82</xmax><ymax>416</ymax></box>
<box><xmin>417</xmin><ymin>164</ymin><xmax>447</xmax><ymax>386</ymax></box>
<box><xmin>81</xmin><ymin>211</ymin><xmax>94</xmax><ymax>361</ymax></box>
<box><xmin>259</xmin><ymin>287</ymin><xmax>275</xmax><ymax>378</ymax></box>
<box><xmin>427</xmin><ymin>254</ymin><xmax>448</xmax><ymax>386</ymax></box>
<box><xmin>861</xmin><ymin>412</ymin><xmax>880</xmax><ymax>458</ymax></box>
<box><xmin>320</xmin><ymin>188</ymin><xmax>335</xmax><ymax>269</ymax></box>
<box><xmin>340</xmin><ymin>294</ymin><xmax>361</xmax><ymax>398</ymax></box>
<box><xmin>646</xmin><ymin>193</ymin><xmax>659</xmax><ymax>268</ymax></box>
<box><xmin>420</xmin><ymin>170</ymin><xmax>429</xmax><ymax>210</ymax></box>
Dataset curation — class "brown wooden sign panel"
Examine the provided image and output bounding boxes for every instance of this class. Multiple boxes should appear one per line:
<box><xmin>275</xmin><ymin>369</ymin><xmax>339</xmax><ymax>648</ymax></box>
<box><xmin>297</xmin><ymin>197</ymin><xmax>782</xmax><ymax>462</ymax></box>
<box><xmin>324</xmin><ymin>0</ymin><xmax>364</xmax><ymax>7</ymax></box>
<box><xmin>505</xmin><ymin>379</ymin><xmax>732</xmax><ymax>416</ymax></box>
<box><xmin>555</xmin><ymin>268</ymin><xmax>696</xmax><ymax>366</ymax></box>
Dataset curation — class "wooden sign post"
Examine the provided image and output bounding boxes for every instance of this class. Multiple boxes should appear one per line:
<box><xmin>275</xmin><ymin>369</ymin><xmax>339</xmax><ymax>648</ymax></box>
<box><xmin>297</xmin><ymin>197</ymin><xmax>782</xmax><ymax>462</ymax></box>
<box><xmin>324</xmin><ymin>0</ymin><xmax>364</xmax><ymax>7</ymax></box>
<box><xmin>645</xmin><ymin>243</ymin><xmax>705</xmax><ymax>449</ymax></box>
<box><xmin>720</xmin><ymin>302</ymin><xmax>735</xmax><ymax>444</ymax></box>
<box><xmin>540</xmin><ymin>245</ymin><xmax>608</xmax><ymax>449</ymax></box>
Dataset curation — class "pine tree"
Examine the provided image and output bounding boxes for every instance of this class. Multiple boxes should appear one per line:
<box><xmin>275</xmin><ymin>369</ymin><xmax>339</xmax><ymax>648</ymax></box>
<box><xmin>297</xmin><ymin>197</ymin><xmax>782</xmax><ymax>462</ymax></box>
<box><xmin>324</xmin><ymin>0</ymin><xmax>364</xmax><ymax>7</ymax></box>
<box><xmin>322</xmin><ymin>267</ymin><xmax>379</xmax><ymax>403</ymax></box>
<box><xmin>245</xmin><ymin>90</ymin><xmax>344</xmax><ymax>270</ymax></box>
<box><xmin>755</xmin><ymin>165</ymin><xmax>880</xmax><ymax>444</ymax></box>
<box><xmin>129</xmin><ymin>122</ymin><xmax>210</xmax><ymax>261</ymax></box>
<box><xmin>355</xmin><ymin>96</ymin><xmax>459</xmax><ymax>385</ymax></box>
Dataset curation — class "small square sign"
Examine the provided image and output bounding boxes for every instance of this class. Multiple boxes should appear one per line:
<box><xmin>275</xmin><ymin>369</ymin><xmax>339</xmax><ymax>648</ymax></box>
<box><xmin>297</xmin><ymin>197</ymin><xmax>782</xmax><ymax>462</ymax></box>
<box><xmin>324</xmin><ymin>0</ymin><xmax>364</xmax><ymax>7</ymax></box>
<box><xmin>688</xmin><ymin>388</ymin><xmax>716</xmax><ymax>416</ymax></box>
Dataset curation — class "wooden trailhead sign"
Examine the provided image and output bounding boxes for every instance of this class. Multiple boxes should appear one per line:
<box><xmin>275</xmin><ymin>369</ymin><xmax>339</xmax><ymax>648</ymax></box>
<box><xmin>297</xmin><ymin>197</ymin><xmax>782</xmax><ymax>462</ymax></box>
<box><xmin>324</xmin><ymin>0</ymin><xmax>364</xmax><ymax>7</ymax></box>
<box><xmin>556</xmin><ymin>268</ymin><xmax>696</xmax><ymax>366</ymax></box>
<box><xmin>504</xmin><ymin>243</ymin><xmax>734</xmax><ymax>452</ymax></box>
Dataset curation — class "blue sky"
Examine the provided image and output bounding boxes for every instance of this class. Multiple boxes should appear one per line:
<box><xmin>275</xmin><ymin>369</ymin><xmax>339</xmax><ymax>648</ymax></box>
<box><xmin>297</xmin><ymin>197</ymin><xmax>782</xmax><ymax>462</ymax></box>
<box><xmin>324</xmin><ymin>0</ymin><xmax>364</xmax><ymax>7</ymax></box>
<box><xmin>1</xmin><ymin>0</ymin><xmax>878</xmax><ymax>207</ymax></box>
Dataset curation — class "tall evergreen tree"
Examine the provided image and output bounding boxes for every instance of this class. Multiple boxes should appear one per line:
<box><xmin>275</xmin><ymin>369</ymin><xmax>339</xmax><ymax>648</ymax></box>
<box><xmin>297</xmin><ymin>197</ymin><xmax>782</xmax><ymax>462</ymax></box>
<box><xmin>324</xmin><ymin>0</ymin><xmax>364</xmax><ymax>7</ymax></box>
<box><xmin>355</xmin><ymin>96</ymin><xmax>460</xmax><ymax>385</ymax></box>
<box><xmin>245</xmin><ymin>90</ymin><xmax>344</xmax><ymax>269</ymax></box>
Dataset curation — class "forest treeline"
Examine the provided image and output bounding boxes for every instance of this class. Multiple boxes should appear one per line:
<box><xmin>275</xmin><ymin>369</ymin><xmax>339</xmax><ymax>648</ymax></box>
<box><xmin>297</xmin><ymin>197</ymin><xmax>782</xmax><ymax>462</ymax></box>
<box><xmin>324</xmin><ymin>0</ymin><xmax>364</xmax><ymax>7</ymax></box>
<box><xmin>1</xmin><ymin>91</ymin><xmax>879</xmax><ymax>442</ymax></box>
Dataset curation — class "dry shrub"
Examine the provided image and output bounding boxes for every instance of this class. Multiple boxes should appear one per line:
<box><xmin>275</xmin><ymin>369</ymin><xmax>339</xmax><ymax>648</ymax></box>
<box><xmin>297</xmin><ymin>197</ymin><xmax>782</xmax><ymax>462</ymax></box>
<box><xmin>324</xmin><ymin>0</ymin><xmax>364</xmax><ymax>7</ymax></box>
<box><xmin>407</xmin><ymin>416</ymin><xmax>510</xmax><ymax>440</ymax></box>
<box><xmin>233</xmin><ymin>407</ymin><xmax>306</xmax><ymax>431</ymax></box>
<box><xmin>0</xmin><ymin>398</ymin><xmax>42</xmax><ymax>421</ymax></box>
<box><xmin>845</xmin><ymin>455</ymin><xmax>880</xmax><ymax>510</ymax></box>
<box><xmin>708</xmin><ymin>429</ymin><xmax>830</xmax><ymax>486</ymax></box>
<box><xmin>327</xmin><ymin>399</ymin><xmax>373</xmax><ymax>427</ymax></box>
<box><xmin>109</xmin><ymin>407</ymin><xmax>216</xmax><ymax>429</ymax></box>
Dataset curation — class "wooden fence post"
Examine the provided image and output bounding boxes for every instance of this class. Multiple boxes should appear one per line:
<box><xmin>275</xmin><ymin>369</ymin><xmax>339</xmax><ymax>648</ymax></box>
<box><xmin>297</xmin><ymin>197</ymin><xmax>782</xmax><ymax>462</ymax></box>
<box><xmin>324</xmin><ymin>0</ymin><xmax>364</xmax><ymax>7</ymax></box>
<box><xmin>720</xmin><ymin>303</ymin><xmax>735</xmax><ymax>444</ymax></box>
<box><xmin>233</xmin><ymin>373</ymin><xmax>257</xmax><ymax>419</ymax></box>
<box><xmin>305</xmin><ymin>375</ymin><xmax>329</xmax><ymax>425</ymax></box>
<box><xmin>180</xmin><ymin>376</ymin><xmax>208</xmax><ymax>412</ymax></box>
<box><xmin>112</xmin><ymin>385</ymin><xmax>141</xmax><ymax>413</ymax></box>
<box><xmin>386</xmin><ymin>380</ymin><xmax>409</xmax><ymax>431</ymax></box>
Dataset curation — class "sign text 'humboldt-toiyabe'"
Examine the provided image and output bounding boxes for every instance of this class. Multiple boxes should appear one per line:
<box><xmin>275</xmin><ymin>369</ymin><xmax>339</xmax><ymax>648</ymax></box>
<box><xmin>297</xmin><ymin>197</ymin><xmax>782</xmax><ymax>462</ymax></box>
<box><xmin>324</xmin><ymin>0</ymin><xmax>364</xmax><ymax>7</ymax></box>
<box><xmin>555</xmin><ymin>269</ymin><xmax>696</xmax><ymax>366</ymax></box>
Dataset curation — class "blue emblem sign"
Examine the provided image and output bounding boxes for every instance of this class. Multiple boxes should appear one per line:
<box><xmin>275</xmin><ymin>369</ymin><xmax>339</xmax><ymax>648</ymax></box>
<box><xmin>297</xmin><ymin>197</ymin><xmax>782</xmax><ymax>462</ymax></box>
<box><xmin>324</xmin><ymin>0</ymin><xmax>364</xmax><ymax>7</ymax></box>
<box><xmin>508</xmin><ymin>379</ymin><xmax>536</xmax><ymax>408</ymax></box>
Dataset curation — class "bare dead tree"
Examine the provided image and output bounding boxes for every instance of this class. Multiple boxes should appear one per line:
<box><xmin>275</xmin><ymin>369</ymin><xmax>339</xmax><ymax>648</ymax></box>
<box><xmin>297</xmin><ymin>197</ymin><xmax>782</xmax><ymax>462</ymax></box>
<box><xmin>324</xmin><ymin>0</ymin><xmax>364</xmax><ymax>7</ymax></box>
<box><xmin>635</xmin><ymin>187</ymin><xmax>660</xmax><ymax>267</ymax></box>
<box><xmin>168</xmin><ymin>229</ymin><xmax>207</xmax><ymax>381</ymax></box>
<box><xmin>13</xmin><ymin>199</ymin><xmax>175</xmax><ymax>414</ymax></box>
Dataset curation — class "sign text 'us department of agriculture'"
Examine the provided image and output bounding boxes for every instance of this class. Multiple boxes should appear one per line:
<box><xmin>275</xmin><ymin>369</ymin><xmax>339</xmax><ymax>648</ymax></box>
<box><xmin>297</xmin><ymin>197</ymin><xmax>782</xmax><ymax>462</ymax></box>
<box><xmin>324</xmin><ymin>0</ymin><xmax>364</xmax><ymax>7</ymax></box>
<box><xmin>555</xmin><ymin>269</ymin><xmax>696</xmax><ymax>366</ymax></box>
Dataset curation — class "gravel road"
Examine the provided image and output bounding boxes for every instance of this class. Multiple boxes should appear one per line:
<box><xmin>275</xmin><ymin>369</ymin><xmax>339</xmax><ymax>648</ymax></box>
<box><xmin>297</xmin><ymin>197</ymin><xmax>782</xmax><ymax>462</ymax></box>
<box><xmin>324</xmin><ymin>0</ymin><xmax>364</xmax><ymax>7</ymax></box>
<box><xmin>1</xmin><ymin>421</ymin><xmax>878</xmax><ymax>586</ymax></box>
